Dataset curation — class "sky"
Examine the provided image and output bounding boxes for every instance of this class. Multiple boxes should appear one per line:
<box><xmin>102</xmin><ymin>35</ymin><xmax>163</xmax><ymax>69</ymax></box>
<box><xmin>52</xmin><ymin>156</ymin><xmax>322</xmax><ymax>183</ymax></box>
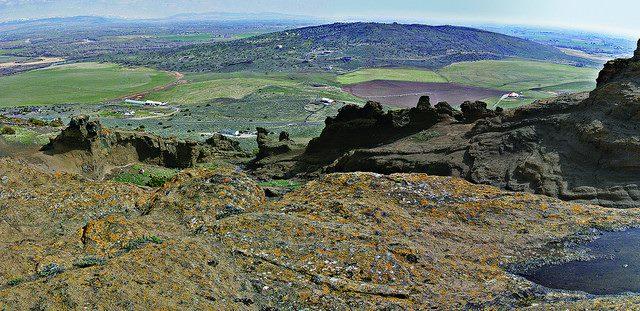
<box><xmin>0</xmin><ymin>0</ymin><xmax>638</xmax><ymax>37</ymax></box>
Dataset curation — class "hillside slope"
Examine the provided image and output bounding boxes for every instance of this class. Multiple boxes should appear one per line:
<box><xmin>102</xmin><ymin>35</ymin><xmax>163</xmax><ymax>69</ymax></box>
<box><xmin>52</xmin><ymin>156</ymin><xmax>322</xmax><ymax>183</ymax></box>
<box><xmin>110</xmin><ymin>22</ymin><xmax>590</xmax><ymax>72</ymax></box>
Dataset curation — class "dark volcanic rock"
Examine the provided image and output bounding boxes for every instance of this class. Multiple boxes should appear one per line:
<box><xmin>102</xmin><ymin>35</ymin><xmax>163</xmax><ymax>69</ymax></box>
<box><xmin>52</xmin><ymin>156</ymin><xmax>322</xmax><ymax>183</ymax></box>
<box><xmin>460</xmin><ymin>101</ymin><xmax>499</xmax><ymax>123</ymax></box>
<box><xmin>43</xmin><ymin>116</ymin><xmax>247</xmax><ymax>176</ymax></box>
<box><xmin>301</xmin><ymin>98</ymin><xmax>446</xmax><ymax>170</ymax></box>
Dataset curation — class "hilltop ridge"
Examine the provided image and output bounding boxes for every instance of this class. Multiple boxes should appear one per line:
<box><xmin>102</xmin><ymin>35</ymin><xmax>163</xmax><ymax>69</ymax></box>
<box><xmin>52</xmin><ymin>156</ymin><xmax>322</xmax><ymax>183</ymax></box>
<box><xmin>110</xmin><ymin>22</ymin><xmax>591</xmax><ymax>72</ymax></box>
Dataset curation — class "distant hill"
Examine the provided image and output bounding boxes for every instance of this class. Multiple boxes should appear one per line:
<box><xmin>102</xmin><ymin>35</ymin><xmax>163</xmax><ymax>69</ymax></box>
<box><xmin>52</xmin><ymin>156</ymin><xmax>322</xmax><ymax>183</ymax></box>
<box><xmin>109</xmin><ymin>22</ymin><xmax>593</xmax><ymax>73</ymax></box>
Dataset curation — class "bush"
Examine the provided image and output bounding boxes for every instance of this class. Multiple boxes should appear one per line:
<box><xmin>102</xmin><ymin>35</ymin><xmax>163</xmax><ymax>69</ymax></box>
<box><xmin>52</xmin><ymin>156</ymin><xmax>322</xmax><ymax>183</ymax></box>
<box><xmin>6</xmin><ymin>277</ymin><xmax>24</xmax><ymax>286</ymax></box>
<box><xmin>28</xmin><ymin>118</ymin><xmax>47</xmax><ymax>126</ymax></box>
<box><xmin>73</xmin><ymin>257</ymin><xmax>106</xmax><ymax>268</ymax></box>
<box><xmin>0</xmin><ymin>126</ymin><xmax>15</xmax><ymax>135</ymax></box>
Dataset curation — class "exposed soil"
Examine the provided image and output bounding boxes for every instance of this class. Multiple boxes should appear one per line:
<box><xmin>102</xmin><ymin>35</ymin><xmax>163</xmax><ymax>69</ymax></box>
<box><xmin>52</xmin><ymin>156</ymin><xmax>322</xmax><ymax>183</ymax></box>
<box><xmin>342</xmin><ymin>80</ymin><xmax>504</xmax><ymax>108</ymax></box>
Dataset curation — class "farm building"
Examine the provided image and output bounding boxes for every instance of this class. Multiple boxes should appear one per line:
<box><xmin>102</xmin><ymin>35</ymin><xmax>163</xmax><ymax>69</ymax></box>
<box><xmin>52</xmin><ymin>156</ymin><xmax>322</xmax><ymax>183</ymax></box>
<box><xmin>124</xmin><ymin>99</ymin><xmax>168</xmax><ymax>106</ymax></box>
<box><xmin>220</xmin><ymin>129</ymin><xmax>241</xmax><ymax>137</ymax></box>
<box><xmin>506</xmin><ymin>92</ymin><xmax>521</xmax><ymax>98</ymax></box>
<box><xmin>320</xmin><ymin>98</ymin><xmax>335</xmax><ymax>105</ymax></box>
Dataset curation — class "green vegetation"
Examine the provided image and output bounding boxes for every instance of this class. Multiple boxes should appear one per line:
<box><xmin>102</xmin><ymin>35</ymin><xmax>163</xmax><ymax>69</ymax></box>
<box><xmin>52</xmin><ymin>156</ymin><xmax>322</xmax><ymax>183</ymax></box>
<box><xmin>72</xmin><ymin>257</ymin><xmax>107</xmax><ymax>268</ymax></box>
<box><xmin>0</xmin><ymin>62</ymin><xmax>175</xmax><ymax>107</ymax></box>
<box><xmin>0</xmin><ymin>126</ymin><xmax>15</xmax><ymax>135</ymax></box>
<box><xmin>2</xmin><ymin>127</ymin><xmax>53</xmax><ymax>145</ymax></box>
<box><xmin>258</xmin><ymin>180</ymin><xmax>303</xmax><ymax>190</ymax></box>
<box><xmin>146</xmin><ymin>72</ymin><xmax>362</xmax><ymax>105</ymax></box>
<box><xmin>438</xmin><ymin>59</ymin><xmax>599</xmax><ymax>91</ymax></box>
<box><xmin>123</xmin><ymin>236</ymin><xmax>163</xmax><ymax>252</ymax></box>
<box><xmin>109</xmin><ymin>23</ymin><xmax>589</xmax><ymax>73</ymax></box>
<box><xmin>6</xmin><ymin>277</ymin><xmax>24</xmax><ymax>287</ymax></box>
<box><xmin>410</xmin><ymin>131</ymin><xmax>442</xmax><ymax>142</ymax></box>
<box><xmin>112</xmin><ymin>164</ymin><xmax>178</xmax><ymax>187</ymax></box>
<box><xmin>337</xmin><ymin>68</ymin><xmax>447</xmax><ymax>85</ymax></box>
<box><xmin>156</xmin><ymin>33</ymin><xmax>214</xmax><ymax>42</ymax></box>
<box><xmin>38</xmin><ymin>264</ymin><xmax>64</xmax><ymax>277</ymax></box>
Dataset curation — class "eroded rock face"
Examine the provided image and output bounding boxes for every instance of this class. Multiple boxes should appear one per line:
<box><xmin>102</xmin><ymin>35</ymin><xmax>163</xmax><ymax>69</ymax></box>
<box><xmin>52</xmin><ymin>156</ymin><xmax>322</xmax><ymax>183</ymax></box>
<box><xmin>42</xmin><ymin>116</ymin><xmax>247</xmax><ymax>177</ymax></box>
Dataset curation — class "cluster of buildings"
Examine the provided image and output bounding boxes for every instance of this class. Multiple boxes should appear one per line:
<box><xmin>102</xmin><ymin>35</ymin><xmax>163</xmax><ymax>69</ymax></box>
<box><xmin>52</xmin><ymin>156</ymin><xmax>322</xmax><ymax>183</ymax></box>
<box><xmin>124</xmin><ymin>99</ymin><xmax>168</xmax><ymax>107</ymax></box>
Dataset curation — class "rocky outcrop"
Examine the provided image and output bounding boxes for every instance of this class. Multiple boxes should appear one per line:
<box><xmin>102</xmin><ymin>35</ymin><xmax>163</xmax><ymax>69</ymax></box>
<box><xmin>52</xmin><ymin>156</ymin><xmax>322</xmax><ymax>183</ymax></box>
<box><xmin>248</xmin><ymin>128</ymin><xmax>306</xmax><ymax>179</ymax></box>
<box><xmin>42</xmin><ymin>116</ymin><xmax>248</xmax><ymax>177</ymax></box>
<box><xmin>300</xmin><ymin>96</ymin><xmax>465</xmax><ymax>170</ymax></box>
<box><xmin>2</xmin><ymin>158</ymin><xmax>640</xmax><ymax>309</ymax></box>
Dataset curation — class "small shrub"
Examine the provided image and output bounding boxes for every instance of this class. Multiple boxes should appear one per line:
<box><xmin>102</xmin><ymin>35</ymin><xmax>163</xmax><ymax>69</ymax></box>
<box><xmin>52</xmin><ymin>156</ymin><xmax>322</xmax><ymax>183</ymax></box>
<box><xmin>123</xmin><ymin>236</ymin><xmax>163</xmax><ymax>252</ymax></box>
<box><xmin>0</xmin><ymin>126</ymin><xmax>15</xmax><ymax>135</ymax></box>
<box><xmin>7</xmin><ymin>277</ymin><xmax>24</xmax><ymax>286</ymax></box>
<box><xmin>38</xmin><ymin>263</ymin><xmax>64</xmax><ymax>277</ymax></box>
<box><xmin>28</xmin><ymin>118</ymin><xmax>47</xmax><ymax>127</ymax></box>
<box><xmin>147</xmin><ymin>175</ymin><xmax>170</xmax><ymax>187</ymax></box>
<box><xmin>72</xmin><ymin>257</ymin><xmax>106</xmax><ymax>268</ymax></box>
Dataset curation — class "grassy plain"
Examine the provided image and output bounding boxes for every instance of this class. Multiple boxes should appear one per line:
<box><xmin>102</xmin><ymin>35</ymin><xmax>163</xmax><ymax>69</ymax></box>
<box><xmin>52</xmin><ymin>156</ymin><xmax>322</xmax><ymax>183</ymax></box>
<box><xmin>0</xmin><ymin>62</ymin><xmax>175</xmax><ymax>107</ymax></box>
<box><xmin>437</xmin><ymin>59</ymin><xmax>599</xmax><ymax>91</ymax></box>
<box><xmin>336</xmin><ymin>68</ymin><xmax>447</xmax><ymax>85</ymax></box>
<box><xmin>146</xmin><ymin>72</ymin><xmax>362</xmax><ymax>105</ymax></box>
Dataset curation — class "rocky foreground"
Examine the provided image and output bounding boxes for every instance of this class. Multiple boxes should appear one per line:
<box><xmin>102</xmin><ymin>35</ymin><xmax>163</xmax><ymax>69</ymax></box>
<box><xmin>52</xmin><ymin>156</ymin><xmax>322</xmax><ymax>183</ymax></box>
<box><xmin>2</xmin><ymin>157</ymin><xmax>640</xmax><ymax>310</ymax></box>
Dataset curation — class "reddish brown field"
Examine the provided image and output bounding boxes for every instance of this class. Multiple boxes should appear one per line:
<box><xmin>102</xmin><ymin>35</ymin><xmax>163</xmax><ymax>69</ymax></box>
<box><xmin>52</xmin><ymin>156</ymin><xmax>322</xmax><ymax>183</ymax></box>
<box><xmin>342</xmin><ymin>80</ymin><xmax>504</xmax><ymax>108</ymax></box>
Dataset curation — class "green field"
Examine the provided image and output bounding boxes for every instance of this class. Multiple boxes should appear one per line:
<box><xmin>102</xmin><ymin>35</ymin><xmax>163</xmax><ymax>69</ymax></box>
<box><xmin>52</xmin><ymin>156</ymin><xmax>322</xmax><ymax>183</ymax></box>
<box><xmin>337</xmin><ymin>68</ymin><xmax>448</xmax><ymax>85</ymax></box>
<box><xmin>146</xmin><ymin>72</ymin><xmax>362</xmax><ymax>105</ymax></box>
<box><xmin>437</xmin><ymin>59</ymin><xmax>599</xmax><ymax>91</ymax></box>
<box><xmin>0</xmin><ymin>63</ymin><xmax>175</xmax><ymax>107</ymax></box>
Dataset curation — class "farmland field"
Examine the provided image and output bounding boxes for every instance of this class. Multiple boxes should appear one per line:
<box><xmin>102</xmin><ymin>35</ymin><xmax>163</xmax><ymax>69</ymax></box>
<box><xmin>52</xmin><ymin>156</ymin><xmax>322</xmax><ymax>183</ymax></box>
<box><xmin>0</xmin><ymin>62</ymin><xmax>175</xmax><ymax>107</ymax></box>
<box><xmin>336</xmin><ymin>68</ymin><xmax>447</xmax><ymax>85</ymax></box>
<box><xmin>338</xmin><ymin>59</ymin><xmax>600</xmax><ymax>108</ymax></box>
<box><xmin>146</xmin><ymin>72</ymin><xmax>362</xmax><ymax>105</ymax></box>
<box><xmin>342</xmin><ymin>80</ymin><xmax>504</xmax><ymax>108</ymax></box>
<box><xmin>437</xmin><ymin>59</ymin><xmax>599</xmax><ymax>91</ymax></box>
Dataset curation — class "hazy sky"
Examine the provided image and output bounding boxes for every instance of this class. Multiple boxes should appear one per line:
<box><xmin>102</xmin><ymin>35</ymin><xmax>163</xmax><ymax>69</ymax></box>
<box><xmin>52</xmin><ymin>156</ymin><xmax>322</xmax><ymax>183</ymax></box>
<box><xmin>0</xmin><ymin>0</ymin><xmax>638</xmax><ymax>37</ymax></box>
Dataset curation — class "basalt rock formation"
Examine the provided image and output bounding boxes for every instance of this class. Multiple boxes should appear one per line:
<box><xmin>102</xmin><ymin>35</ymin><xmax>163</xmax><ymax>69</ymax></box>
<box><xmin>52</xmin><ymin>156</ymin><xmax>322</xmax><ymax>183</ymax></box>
<box><xmin>42</xmin><ymin>116</ymin><xmax>247</xmax><ymax>177</ymax></box>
